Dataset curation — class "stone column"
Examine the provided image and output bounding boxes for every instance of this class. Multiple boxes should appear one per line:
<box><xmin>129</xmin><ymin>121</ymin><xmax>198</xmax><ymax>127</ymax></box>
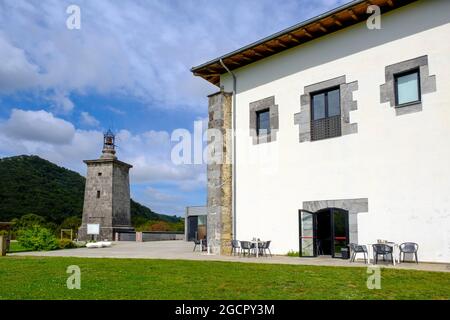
<box><xmin>207</xmin><ymin>90</ymin><xmax>233</xmax><ymax>255</ymax></box>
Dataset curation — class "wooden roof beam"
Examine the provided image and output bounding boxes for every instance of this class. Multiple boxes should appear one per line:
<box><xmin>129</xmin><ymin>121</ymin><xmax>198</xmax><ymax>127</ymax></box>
<box><xmin>238</xmin><ymin>54</ymin><xmax>253</xmax><ymax>62</ymax></box>
<box><xmin>273</xmin><ymin>39</ymin><xmax>288</xmax><ymax>48</ymax></box>
<box><xmin>332</xmin><ymin>15</ymin><xmax>343</xmax><ymax>27</ymax></box>
<box><xmin>287</xmin><ymin>34</ymin><xmax>301</xmax><ymax>43</ymax></box>
<box><xmin>317</xmin><ymin>22</ymin><xmax>328</xmax><ymax>33</ymax></box>
<box><xmin>302</xmin><ymin>28</ymin><xmax>313</xmax><ymax>38</ymax></box>
<box><xmin>259</xmin><ymin>44</ymin><xmax>276</xmax><ymax>53</ymax></box>
<box><xmin>247</xmin><ymin>49</ymin><xmax>264</xmax><ymax>57</ymax></box>
<box><xmin>348</xmin><ymin>9</ymin><xmax>359</xmax><ymax>21</ymax></box>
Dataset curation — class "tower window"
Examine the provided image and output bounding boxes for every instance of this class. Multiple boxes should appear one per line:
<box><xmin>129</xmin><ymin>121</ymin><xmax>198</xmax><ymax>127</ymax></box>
<box><xmin>98</xmin><ymin>172</ymin><xmax>102</xmax><ymax>176</ymax></box>
<box><xmin>97</xmin><ymin>190</ymin><xmax>101</xmax><ymax>198</ymax></box>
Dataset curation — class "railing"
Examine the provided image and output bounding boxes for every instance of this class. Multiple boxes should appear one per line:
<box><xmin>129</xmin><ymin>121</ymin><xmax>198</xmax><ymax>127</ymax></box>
<box><xmin>311</xmin><ymin>115</ymin><xmax>341</xmax><ymax>141</ymax></box>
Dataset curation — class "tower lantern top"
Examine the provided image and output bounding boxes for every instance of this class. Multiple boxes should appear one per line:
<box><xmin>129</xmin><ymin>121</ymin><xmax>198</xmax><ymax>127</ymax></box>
<box><xmin>101</xmin><ymin>129</ymin><xmax>117</xmax><ymax>159</ymax></box>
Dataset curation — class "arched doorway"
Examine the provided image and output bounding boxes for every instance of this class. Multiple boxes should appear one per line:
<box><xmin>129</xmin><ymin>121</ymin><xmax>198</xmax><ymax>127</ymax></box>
<box><xmin>298</xmin><ymin>208</ymin><xmax>349</xmax><ymax>258</ymax></box>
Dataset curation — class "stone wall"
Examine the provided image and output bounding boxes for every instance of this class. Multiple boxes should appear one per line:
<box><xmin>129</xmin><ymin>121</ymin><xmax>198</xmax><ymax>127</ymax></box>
<box><xmin>112</xmin><ymin>163</ymin><xmax>132</xmax><ymax>227</ymax></box>
<box><xmin>78</xmin><ymin>159</ymin><xmax>133</xmax><ymax>241</ymax></box>
<box><xmin>206</xmin><ymin>90</ymin><xmax>233</xmax><ymax>255</ymax></box>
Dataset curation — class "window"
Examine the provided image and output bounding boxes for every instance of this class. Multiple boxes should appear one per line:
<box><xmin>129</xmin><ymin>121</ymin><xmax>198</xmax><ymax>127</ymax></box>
<box><xmin>395</xmin><ymin>69</ymin><xmax>421</xmax><ymax>106</ymax></box>
<box><xmin>98</xmin><ymin>172</ymin><xmax>102</xmax><ymax>176</ymax></box>
<box><xmin>97</xmin><ymin>190</ymin><xmax>101</xmax><ymax>198</ymax></box>
<box><xmin>311</xmin><ymin>88</ymin><xmax>341</xmax><ymax>141</ymax></box>
<box><xmin>256</xmin><ymin>109</ymin><xmax>271</xmax><ymax>136</ymax></box>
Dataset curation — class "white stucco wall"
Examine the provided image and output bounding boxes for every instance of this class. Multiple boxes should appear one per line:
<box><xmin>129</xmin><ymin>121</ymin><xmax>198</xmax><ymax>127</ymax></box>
<box><xmin>221</xmin><ymin>0</ymin><xmax>450</xmax><ymax>262</ymax></box>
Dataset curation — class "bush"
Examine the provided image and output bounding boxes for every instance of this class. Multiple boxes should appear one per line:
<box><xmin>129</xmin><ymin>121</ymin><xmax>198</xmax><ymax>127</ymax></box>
<box><xmin>287</xmin><ymin>250</ymin><xmax>300</xmax><ymax>257</ymax></box>
<box><xmin>58</xmin><ymin>216</ymin><xmax>81</xmax><ymax>234</ymax></box>
<box><xmin>58</xmin><ymin>239</ymin><xmax>76</xmax><ymax>249</ymax></box>
<box><xmin>17</xmin><ymin>225</ymin><xmax>59</xmax><ymax>251</ymax></box>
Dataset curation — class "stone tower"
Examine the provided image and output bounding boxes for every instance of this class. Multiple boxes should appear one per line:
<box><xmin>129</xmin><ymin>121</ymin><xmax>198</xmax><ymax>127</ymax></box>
<box><xmin>78</xmin><ymin>130</ymin><xmax>134</xmax><ymax>241</ymax></box>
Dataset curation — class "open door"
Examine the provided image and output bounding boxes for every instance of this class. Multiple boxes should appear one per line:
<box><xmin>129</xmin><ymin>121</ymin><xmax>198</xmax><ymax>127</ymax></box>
<box><xmin>298</xmin><ymin>210</ymin><xmax>317</xmax><ymax>257</ymax></box>
<box><xmin>331</xmin><ymin>208</ymin><xmax>349</xmax><ymax>258</ymax></box>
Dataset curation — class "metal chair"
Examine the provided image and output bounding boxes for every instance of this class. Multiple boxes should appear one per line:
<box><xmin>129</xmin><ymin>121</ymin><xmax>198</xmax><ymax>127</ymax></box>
<box><xmin>240</xmin><ymin>241</ymin><xmax>255</xmax><ymax>257</ymax></box>
<box><xmin>258</xmin><ymin>240</ymin><xmax>272</xmax><ymax>257</ymax></box>
<box><xmin>231</xmin><ymin>240</ymin><xmax>241</xmax><ymax>256</ymax></box>
<box><xmin>349</xmin><ymin>243</ymin><xmax>368</xmax><ymax>263</ymax></box>
<box><xmin>193</xmin><ymin>238</ymin><xmax>207</xmax><ymax>252</ymax></box>
<box><xmin>316</xmin><ymin>239</ymin><xmax>323</xmax><ymax>256</ymax></box>
<box><xmin>193</xmin><ymin>239</ymin><xmax>201</xmax><ymax>252</ymax></box>
<box><xmin>372</xmin><ymin>244</ymin><xmax>393</xmax><ymax>264</ymax></box>
<box><xmin>399</xmin><ymin>242</ymin><xmax>419</xmax><ymax>264</ymax></box>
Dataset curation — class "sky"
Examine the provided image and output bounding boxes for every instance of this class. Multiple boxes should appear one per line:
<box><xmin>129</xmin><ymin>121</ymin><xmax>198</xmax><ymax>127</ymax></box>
<box><xmin>0</xmin><ymin>0</ymin><xmax>348</xmax><ymax>216</ymax></box>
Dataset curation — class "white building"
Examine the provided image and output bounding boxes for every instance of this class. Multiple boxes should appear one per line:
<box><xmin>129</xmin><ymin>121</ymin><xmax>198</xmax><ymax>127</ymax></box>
<box><xmin>192</xmin><ymin>0</ymin><xmax>450</xmax><ymax>263</ymax></box>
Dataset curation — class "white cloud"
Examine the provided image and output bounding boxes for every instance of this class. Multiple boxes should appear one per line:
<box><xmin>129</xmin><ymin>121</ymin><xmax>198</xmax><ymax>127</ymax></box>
<box><xmin>0</xmin><ymin>33</ymin><xmax>40</xmax><ymax>93</ymax></box>
<box><xmin>0</xmin><ymin>109</ymin><xmax>75</xmax><ymax>144</ymax></box>
<box><xmin>0</xmin><ymin>0</ymin><xmax>349</xmax><ymax>111</ymax></box>
<box><xmin>0</xmin><ymin>109</ymin><xmax>205</xmax><ymax>214</ymax></box>
<box><xmin>48</xmin><ymin>91</ymin><xmax>75</xmax><ymax>114</ymax></box>
<box><xmin>80</xmin><ymin>111</ymin><xmax>100</xmax><ymax>127</ymax></box>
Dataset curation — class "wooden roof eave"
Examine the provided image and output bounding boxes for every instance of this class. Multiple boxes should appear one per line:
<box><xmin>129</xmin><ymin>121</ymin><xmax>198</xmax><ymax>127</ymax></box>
<box><xmin>191</xmin><ymin>0</ymin><xmax>419</xmax><ymax>86</ymax></box>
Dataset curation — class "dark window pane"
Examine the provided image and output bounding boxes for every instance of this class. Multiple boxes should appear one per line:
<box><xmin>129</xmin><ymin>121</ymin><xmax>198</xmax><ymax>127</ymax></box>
<box><xmin>310</xmin><ymin>87</ymin><xmax>342</xmax><ymax>141</ymax></box>
<box><xmin>396</xmin><ymin>71</ymin><xmax>419</xmax><ymax>105</ymax></box>
<box><xmin>312</xmin><ymin>93</ymin><xmax>326</xmax><ymax>120</ymax></box>
<box><xmin>257</xmin><ymin>110</ymin><xmax>271</xmax><ymax>136</ymax></box>
<box><xmin>328</xmin><ymin>89</ymin><xmax>340</xmax><ymax>117</ymax></box>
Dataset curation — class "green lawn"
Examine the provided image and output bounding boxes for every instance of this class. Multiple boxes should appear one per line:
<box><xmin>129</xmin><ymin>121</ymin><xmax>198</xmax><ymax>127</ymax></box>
<box><xmin>8</xmin><ymin>241</ymin><xmax>31</xmax><ymax>253</ymax></box>
<box><xmin>0</xmin><ymin>256</ymin><xmax>449</xmax><ymax>300</ymax></box>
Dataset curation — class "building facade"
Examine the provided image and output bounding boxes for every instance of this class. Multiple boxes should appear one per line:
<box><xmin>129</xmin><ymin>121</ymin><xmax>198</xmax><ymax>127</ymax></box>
<box><xmin>185</xmin><ymin>206</ymin><xmax>207</xmax><ymax>242</ymax></box>
<box><xmin>192</xmin><ymin>0</ymin><xmax>450</xmax><ymax>262</ymax></box>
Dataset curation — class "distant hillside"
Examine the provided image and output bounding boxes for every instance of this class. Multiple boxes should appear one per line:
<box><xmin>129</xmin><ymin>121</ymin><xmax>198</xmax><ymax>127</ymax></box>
<box><xmin>0</xmin><ymin>155</ymin><xmax>180</xmax><ymax>224</ymax></box>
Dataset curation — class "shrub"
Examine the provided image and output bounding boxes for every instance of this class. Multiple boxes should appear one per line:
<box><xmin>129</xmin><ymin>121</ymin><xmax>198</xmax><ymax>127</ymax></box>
<box><xmin>149</xmin><ymin>221</ymin><xmax>171</xmax><ymax>231</ymax></box>
<box><xmin>17</xmin><ymin>225</ymin><xmax>59</xmax><ymax>251</ymax></box>
<box><xmin>58</xmin><ymin>239</ymin><xmax>76</xmax><ymax>249</ymax></box>
<box><xmin>12</xmin><ymin>214</ymin><xmax>47</xmax><ymax>230</ymax></box>
<box><xmin>58</xmin><ymin>216</ymin><xmax>81</xmax><ymax>233</ymax></box>
<box><xmin>287</xmin><ymin>250</ymin><xmax>300</xmax><ymax>257</ymax></box>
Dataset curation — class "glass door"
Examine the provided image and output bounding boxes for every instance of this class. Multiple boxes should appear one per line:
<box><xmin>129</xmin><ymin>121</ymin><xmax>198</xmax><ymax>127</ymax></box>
<box><xmin>299</xmin><ymin>210</ymin><xmax>316</xmax><ymax>257</ymax></box>
<box><xmin>187</xmin><ymin>216</ymin><xmax>198</xmax><ymax>241</ymax></box>
<box><xmin>331</xmin><ymin>209</ymin><xmax>349</xmax><ymax>258</ymax></box>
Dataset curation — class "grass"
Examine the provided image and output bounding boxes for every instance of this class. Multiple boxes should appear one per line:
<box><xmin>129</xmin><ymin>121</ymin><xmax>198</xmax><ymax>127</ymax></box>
<box><xmin>8</xmin><ymin>241</ymin><xmax>31</xmax><ymax>253</ymax></box>
<box><xmin>0</xmin><ymin>256</ymin><xmax>449</xmax><ymax>300</ymax></box>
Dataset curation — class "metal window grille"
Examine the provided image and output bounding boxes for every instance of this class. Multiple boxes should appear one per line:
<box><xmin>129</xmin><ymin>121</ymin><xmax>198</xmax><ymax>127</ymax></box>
<box><xmin>311</xmin><ymin>115</ymin><xmax>341</xmax><ymax>141</ymax></box>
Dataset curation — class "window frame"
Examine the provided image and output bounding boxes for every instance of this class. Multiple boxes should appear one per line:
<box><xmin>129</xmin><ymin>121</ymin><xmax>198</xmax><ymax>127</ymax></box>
<box><xmin>311</xmin><ymin>86</ymin><xmax>341</xmax><ymax>121</ymax></box>
<box><xmin>310</xmin><ymin>86</ymin><xmax>342</xmax><ymax>142</ymax></box>
<box><xmin>394</xmin><ymin>68</ymin><xmax>421</xmax><ymax>108</ymax></box>
<box><xmin>256</xmin><ymin>108</ymin><xmax>271</xmax><ymax>137</ymax></box>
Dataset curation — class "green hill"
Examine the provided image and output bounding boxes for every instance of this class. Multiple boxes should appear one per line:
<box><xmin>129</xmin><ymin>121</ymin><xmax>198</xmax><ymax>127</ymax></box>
<box><xmin>0</xmin><ymin>155</ymin><xmax>180</xmax><ymax>224</ymax></box>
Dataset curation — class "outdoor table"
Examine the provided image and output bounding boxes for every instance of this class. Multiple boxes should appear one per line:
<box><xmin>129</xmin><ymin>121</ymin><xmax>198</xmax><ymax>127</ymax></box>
<box><xmin>366</xmin><ymin>242</ymin><xmax>400</xmax><ymax>265</ymax></box>
<box><xmin>250</xmin><ymin>240</ymin><xmax>263</xmax><ymax>258</ymax></box>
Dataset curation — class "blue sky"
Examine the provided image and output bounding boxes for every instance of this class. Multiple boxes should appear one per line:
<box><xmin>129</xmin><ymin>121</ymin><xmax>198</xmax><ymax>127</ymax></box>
<box><xmin>0</xmin><ymin>0</ymin><xmax>348</xmax><ymax>216</ymax></box>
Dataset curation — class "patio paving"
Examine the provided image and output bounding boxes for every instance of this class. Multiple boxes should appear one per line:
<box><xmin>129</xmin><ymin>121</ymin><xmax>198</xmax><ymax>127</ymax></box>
<box><xmin>9</xmin><ymin>240</ymin><xmax>450</xmax><ymax>273</ymax></box>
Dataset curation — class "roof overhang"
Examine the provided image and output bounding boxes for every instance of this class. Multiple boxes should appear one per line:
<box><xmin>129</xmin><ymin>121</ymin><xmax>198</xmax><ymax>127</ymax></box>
<box><xmin>191</xmin><ymin>0</ymin><xmax>418</xmax><ymax>86</ymax></box>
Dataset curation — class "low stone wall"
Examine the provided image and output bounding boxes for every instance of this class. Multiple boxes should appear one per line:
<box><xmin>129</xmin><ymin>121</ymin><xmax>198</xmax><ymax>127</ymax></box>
<box><xmin>116</xmin><ymin>231</ymin><xmax>184</xmax><ymax>242</ymax></box>
<box><xmin>117</xmin><ymin>232</ymin><xmax>136</xmax><ymax>241</ymax></box>
<box><xmin>141</xmin><ymin>232</ymin><xmax>184</xmax><ymax>242</ymax></box>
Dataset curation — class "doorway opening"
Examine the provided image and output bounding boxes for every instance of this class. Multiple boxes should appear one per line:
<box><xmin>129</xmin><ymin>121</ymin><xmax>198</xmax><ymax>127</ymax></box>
<box><xmin>316</xmin><ymin>209</ymin><xmax>332</xmax><ymax>255</ymax></box>
<box><xmin>187</xmin><ymin>215</ymin><xmax>207</xmax><ymax>241</ymax></box>
<box><xmin>299</xmin><ymin>208</ymin><xmax>349</xmax><ymax>258</ymax></box>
